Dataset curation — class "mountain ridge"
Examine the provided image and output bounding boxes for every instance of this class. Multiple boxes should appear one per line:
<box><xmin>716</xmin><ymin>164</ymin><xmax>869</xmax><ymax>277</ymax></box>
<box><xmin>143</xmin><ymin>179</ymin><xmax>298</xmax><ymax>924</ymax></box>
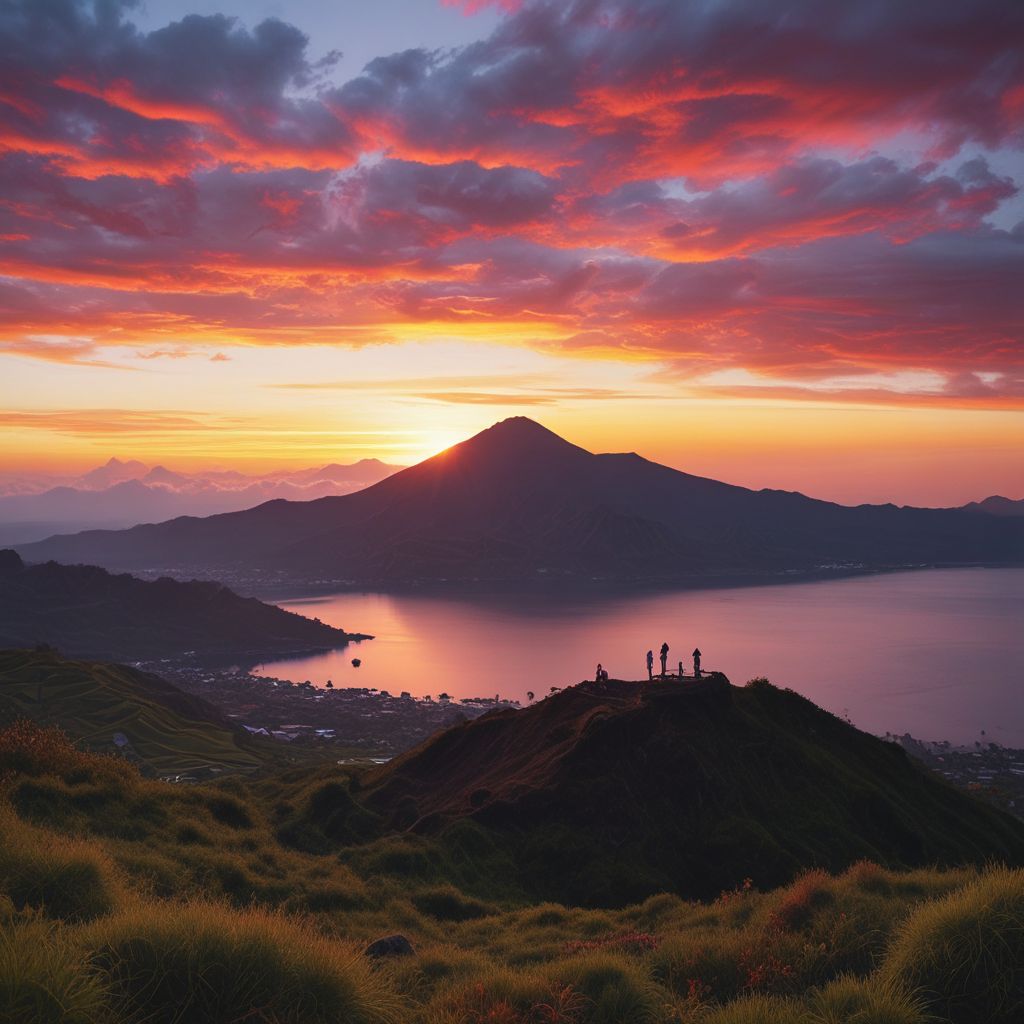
<box><xmin>16</xmin><ymin>418</ymin><xmax>1024</xmax><ymax>584</ymax></box>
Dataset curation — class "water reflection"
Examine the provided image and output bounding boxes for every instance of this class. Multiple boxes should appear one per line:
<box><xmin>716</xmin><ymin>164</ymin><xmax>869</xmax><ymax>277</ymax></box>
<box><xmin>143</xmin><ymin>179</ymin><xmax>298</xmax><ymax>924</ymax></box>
<box><xmin>261</xmin><ymin>568</ymin><xmax>1024</xmax><ymax>745</ymax></box>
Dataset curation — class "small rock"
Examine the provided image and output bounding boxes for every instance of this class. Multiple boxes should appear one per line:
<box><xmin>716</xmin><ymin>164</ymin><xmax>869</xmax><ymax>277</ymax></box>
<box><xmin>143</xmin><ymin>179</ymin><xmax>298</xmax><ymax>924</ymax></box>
<box><xmin>364</xmin><ymin>934</ymin><xmax>414</xmax><ymax>959</ymax></box>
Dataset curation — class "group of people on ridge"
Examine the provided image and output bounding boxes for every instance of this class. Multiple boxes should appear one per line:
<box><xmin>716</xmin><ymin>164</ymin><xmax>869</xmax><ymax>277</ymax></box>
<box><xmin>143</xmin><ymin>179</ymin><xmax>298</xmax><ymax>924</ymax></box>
<box><xmin>646</xmin><ymin>643</ymin><xmax>702</xmax><ymax>680</ymax></box>
<box><xmin>593</xmin><ymin>644</ymin><xmax>703</xmax><ymax>684</ymax></box>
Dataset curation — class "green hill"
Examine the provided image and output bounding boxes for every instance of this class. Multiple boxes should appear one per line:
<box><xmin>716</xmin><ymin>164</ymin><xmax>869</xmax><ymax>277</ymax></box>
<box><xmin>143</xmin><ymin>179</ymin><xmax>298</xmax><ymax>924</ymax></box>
<box><xmin>1</xmin><ymin>715</ymin><xmax>1022</xmax><ymax>1024</ymax></box>
<box><xmin>0</xmin><ymin>649</ymin><xmax>262</xmax><ymax>776</ymax></box>
<box><xmin>360</xmin><ymin>676</ymin><xmax>1024</xmax><ymax>905</ymax></box>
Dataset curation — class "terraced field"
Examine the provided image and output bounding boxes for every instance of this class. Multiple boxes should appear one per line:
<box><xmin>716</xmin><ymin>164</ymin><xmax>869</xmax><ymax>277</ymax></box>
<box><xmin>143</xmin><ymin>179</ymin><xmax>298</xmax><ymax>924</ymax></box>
<box><xmin>0</xmin><ymin>649</ymin><xmax>262</xmax><ymax>776</ymax></box>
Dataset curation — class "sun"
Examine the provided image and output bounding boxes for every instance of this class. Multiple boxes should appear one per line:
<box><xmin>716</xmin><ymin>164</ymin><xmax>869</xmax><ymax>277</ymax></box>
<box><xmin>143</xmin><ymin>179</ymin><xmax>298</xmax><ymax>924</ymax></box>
<box><xmin>414</xmin><ymin>428</ymin><xmax>469</xmax><ymax>461</ymax></box>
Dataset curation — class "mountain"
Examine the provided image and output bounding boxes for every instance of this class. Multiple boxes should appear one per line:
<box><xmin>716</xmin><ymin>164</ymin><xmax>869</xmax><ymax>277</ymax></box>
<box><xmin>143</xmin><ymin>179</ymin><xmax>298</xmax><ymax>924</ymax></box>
<box><xmin>356</xmin><ymin>675</ymin><xmax>1024</xmax><ymax>905</ymax></box>
<box><xmin>962</xmin><ymin>495</ymin><xmax>1024</xmax><ymax>517</ymax></box>
<box><xmin>0</xmin><ymin>458</ymin><xmax>401</xmax><ymax>545</ymax></box>
<box><xmin>16</xmin><ymin>417</ymin><xmax>1024</xmax><ymax>584</ymax></box>
<box><xmin>0</xmin><ymin>648</ymin><xmax>262</xmax><ymax>776</ymax></box>
<box><xmin>76</xmin><ymin>457</ymin><xmax>148</xmax><ymax>489</ymax></box>
<box><xmin>0</xmin><ymin>550</ymin><xmax>365</xmax><ymax>662</ymax></box>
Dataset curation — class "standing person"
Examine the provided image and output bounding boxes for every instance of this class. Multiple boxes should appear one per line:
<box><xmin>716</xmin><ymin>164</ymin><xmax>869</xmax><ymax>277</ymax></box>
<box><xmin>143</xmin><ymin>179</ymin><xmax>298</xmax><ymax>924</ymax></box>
<box><xmin>646</xmin><ymin>650</ymin><xmax>654</xmax><ymax>681</ymax></box>
<box><xmin>693</xmin><ymin>648</ymin><xmax>702</xmax><ymax>678</ymax></box>
<box><xmin>660</xmin><ymin>642</ymin><xmax>669</xmax><ymax>678</ymax></box>
<box><xmin>595</xmin><ymin>663</ymin><xmax>603</xmax><ymax>683</ymax></box>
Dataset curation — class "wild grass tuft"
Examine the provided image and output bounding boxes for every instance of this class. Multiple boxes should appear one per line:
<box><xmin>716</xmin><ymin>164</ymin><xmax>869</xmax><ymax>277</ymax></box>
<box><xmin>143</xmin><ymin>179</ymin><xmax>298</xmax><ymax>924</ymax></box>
<box><xmin>880</xmin><ymin>866</ymin><xmax>1024</xmax><ymax>1024</ymax></box>
<box><xmin>84</xmin><ymin>899</ymin><xmax>402</xmax><ymax>1024</ymax></box>
<box><xmin>805</xmin><ymin>974</ymin><xmax>929</xmax><ymax>1024</ymax></box>
<box><xmin>0</xmin><ymin>921</ymin><xmax>108</xmax><ymax>1024</ymax></box>
<box><xmin>0</xmin><ymin>811</ymin><xmax>119</xmax><ymax>922</ymax></box>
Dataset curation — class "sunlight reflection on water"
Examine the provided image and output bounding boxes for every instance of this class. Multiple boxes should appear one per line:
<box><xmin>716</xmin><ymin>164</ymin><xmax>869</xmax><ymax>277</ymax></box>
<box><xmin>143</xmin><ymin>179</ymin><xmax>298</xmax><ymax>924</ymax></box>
<box><xmin>261</xmin><ymin>568</ymin><xmax>1024</xmax><ymax>745</ymax></box>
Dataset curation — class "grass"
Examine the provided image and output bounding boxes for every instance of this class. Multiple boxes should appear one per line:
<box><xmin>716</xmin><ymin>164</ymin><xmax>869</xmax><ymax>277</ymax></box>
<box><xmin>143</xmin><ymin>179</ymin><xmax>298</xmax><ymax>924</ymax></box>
<box><xmin>0</xmin><ymin>921</ymin><xmax>108</xmax><ymax>1024</ymax></box>
<box><xmin>881</xmin><ymin>867</ymin><xmax>1024</xmax><ymax>1024</ymax></box>
<box><xmin>0</xmin><ymin>722</ymin><xmax>1021</xmax><ymax>1024</ymax></box>
<box><xmin>84</xmin><ymin>900</ymin><xmax>401</xmax><ymax>1024</ymax></box>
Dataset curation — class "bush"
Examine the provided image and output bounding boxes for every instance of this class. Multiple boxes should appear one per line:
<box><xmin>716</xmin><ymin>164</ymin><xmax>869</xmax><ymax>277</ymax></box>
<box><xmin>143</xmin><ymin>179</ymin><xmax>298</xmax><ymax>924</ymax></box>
<box><xmin>85</xmin><ymin>900</ymin><xmax>401</xmax><ymax>1024</ymax></box>
<box><xmin>0</xmin><ymin>921</ymin><xmax>108</xmax><ymax>1024</ymax></box>
<box><xmin>880</xmin><ymin>867</ymin><xmax>1024</xmax><ymax>1024</ymax></box>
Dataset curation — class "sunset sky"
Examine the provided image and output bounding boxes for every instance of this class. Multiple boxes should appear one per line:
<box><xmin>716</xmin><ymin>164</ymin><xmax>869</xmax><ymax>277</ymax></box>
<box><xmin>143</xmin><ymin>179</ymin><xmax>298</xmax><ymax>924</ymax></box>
<box><xmin>1</xmin><ymin>0</ymin><xmax>1022</xmax><ymax>506</ymax></box>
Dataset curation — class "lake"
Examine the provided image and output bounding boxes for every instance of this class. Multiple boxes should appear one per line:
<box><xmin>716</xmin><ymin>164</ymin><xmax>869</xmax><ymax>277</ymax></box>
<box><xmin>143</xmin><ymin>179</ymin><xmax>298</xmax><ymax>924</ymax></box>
<box><xmin>261</xmin><ymin>568</ymin><xmax>1024</xmax><ymax>745</ymax></box>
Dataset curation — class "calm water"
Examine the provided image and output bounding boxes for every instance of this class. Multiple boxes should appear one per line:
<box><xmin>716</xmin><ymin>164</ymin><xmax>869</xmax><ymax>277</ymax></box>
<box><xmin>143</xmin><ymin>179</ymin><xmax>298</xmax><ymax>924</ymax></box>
<box><xmin>262</xmin><ymin>568</ymin><xmax>1024</xmax><ymax>745</ymax></box>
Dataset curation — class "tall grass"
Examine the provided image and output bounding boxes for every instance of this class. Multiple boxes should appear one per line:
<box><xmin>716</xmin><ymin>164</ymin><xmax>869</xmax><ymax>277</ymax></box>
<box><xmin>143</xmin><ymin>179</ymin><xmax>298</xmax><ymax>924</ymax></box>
<box><xmin>0</xmin><ymin>811</ymin><xmax>119</xmax><ymax>922</ymax></box>
<box><xmin>0</xmin><ymin>921</ymin><xmax>108</xmax><ymax>1024</ymax></box>
<box><xmin>2</xmin><ymin>723</ymin><xmax>1022</xmax><ymax>1024</ymax></box>
<box><xmin>84</xmin><ymin>900</ymin><xmax>403</xmax><ymax>1024</ymax></box>
<box><xmin>881</xmin><ymin>867</ymin><xmax>1024</xmax><ymax>1024</ymax></box>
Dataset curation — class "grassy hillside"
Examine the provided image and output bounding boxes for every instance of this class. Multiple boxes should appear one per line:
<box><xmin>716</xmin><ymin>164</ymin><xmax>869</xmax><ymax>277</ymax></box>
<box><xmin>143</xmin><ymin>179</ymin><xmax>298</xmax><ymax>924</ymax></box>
<box><xmin>0</xmin><ymin>649</ymin><xmax>263</xmax><ymax>776</ymax></box>
<box><xmin>1</xmin><ymin>725</ymin><xmax>1022</xmax><ymax>1024</ymax></box>
<box><xmin>361</xmin><ymin>676</ymin><xmax>1024</xmax><ymax>905</ymax></box>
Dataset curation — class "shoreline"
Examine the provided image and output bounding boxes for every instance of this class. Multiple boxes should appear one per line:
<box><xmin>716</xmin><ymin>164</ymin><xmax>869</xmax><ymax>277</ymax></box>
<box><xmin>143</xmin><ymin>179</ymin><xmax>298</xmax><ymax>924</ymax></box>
<box><xmin>87</xmin><ymin>558</ymin><xmax>1023</xmax><ymax>602</ymax></box>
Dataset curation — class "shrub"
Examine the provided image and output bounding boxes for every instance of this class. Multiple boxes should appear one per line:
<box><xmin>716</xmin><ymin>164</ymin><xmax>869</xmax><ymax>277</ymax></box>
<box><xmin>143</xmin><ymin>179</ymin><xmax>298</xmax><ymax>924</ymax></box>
<box><xmin>0</xmin><ymin>921</ymin><xmax>108</xmax><ymax>1024</ymax></box>
<box><xmin>880</xmin><ymin>867</ymin><xmax>1024</xmax><ymax>1024</ymax></box>
<box><xmin>85</xmin><ymin>900</ymin><xmax>401</xmax><ymax>1024</ymax></box>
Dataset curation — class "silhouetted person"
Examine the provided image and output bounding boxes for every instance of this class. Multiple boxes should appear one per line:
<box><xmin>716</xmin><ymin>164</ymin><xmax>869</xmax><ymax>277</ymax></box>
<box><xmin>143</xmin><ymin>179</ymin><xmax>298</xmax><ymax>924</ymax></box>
<box><xmin>693</xmin><ymin>648</ymin><xmax>702</xmax><ymax>678</ymax></box>
<box><xmin>678</xmin><ymin>660</ymin><xmax>684</xmax><ymax>678</ymax></box>
<box><xmin>646</xmin><ymin>649</ymin><xmax>654</xmax><ymax>681</ymax></box>
<box><xmin>660</xmin><ymin>642</ymin><xmax>669</xmax><ymax>678</ymax></box>
<box><xmin>595</xmin><ymin>663</ymin><xmax>603</xmax><ymax>683</ymax></box>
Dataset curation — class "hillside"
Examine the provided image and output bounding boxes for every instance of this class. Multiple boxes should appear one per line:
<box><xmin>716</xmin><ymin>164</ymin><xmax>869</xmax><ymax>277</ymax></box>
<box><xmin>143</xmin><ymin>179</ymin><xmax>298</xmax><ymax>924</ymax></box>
<box><xmin>359</xmin><ymin>676</ymin><xmax>1024</xmax><ymax>905</ymax></box>
<box><xmin>0</xmin><ymin>649</ymin><xmax>261</xmax><ymax>775</ymax></box>
<box><xmin>17</xmin><ymin>418</ymin><xmax>1024</xmax><ymax>585</ymax></box>
<box><xmin>3</xmin><ymin>720</ymin><xmax>1022</xmax><ymax>1024</ymax></box>
<box><xmin>0</xmin><ymin>550</ymin><xmax>364</xmax><ymax>662</ymax></box>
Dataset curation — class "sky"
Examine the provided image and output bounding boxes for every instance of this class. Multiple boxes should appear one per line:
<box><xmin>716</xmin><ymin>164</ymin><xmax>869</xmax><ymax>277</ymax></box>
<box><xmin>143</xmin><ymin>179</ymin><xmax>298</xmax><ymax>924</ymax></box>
<box><xmin>1</xmin><ymin>0</ymin><xmax>1022</xmax><ymax>506</ymax></box>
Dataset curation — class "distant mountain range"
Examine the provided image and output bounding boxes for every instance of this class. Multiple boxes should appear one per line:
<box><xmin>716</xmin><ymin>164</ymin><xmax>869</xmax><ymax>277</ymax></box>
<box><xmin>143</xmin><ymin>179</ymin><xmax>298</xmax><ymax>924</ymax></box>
<box><xmin>961</xmin><ymin>495</ymin><xmax>1024</xmax><ymax>517</ymax></box>
<box><xmin>0</xmin><ymin>457</ymin><xmax>401</xmax><ymax>545</ymax></box>
<box><xmin>356</xmin><ymin>676</ymin><xmax>1024</xmax><ymax>904</ymax></box>
<box><xmin>16</xmin><ymin>418</ymin><xmax>1024</xmax><ymax>585</ymax></box>
<box><xmin>0</xmin><ymin>550</ymin><xmax>365</xmax><ymax>662</ymax></box>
